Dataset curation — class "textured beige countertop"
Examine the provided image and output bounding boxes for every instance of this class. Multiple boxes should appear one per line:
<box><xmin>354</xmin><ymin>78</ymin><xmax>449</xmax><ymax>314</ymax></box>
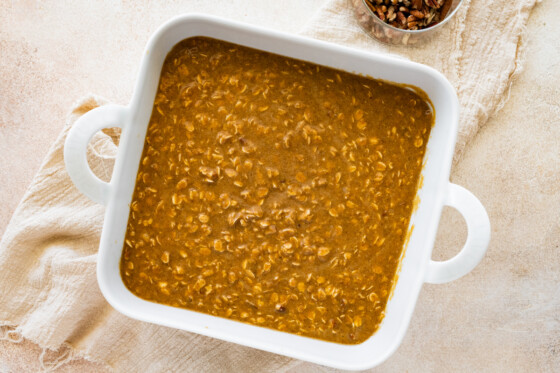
<box><xmin>1</xmin><ymin>1</ymin><xmax>559</xmax><ymax>372</ymax></box>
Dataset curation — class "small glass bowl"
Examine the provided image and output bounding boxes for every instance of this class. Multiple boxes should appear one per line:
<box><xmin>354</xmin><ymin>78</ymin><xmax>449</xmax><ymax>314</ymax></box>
<box><xmin>350</xmin><ymin>0</ymin><xmax>464</xmax><ymax>46</ymax></box>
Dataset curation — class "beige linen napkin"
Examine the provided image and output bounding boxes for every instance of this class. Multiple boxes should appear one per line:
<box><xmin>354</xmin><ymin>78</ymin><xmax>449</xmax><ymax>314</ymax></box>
<box><xmin>0</xmin><ymin>0</ymin><xmax>538</xmax><ymax>371</ymax></box>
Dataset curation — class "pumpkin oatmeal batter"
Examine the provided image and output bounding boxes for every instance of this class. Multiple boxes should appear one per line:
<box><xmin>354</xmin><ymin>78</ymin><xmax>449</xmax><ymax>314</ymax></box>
<box><xmin>120</xmin><ymin>37</ymin><xmax>433</xmax><ymax>344</ymax></box>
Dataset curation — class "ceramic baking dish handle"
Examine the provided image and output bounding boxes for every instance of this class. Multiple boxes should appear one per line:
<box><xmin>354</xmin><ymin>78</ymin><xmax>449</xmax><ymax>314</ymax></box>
<box><xmin>425</xmin><ymin>183</ymin><xmax>491</xmax><ymax>284</ymax></box>
<box><xmin>64</xmin><ymin>105</ymin><xmax>128</xmax><ymax>205</ymax></box>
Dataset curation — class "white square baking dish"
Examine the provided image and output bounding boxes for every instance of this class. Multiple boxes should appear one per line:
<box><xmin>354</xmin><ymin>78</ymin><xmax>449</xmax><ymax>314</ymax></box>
<box><xmin>64</xmin><ymin>14</ymin><xmax>490</xmax><ymax>370</ymax></box>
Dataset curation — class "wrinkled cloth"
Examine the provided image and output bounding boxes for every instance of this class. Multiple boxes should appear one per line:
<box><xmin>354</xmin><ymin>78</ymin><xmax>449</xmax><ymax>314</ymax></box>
<box><xmin>0</xmin><ymin>0</ymin><xmax>538</xmax><ymax>371</ymax></box>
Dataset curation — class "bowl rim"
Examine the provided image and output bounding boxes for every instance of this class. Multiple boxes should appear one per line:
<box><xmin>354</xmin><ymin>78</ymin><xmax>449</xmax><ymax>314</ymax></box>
<box><xmin>358</xmin><ymin>0</ymin><xmax>464</xmax><ymax>34</ymax></box>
